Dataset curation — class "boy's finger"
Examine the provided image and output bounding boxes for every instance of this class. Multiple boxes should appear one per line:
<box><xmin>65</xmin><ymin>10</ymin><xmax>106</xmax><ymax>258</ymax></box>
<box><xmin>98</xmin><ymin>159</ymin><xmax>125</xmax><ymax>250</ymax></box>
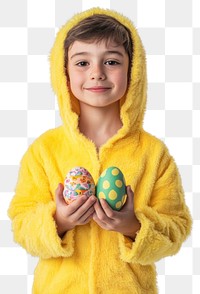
<box><xmin>66</xmin><ymin>195</ymin><xmax>91</xmax><ymax>215</ymax></box>
<box><xmin>55</xmin><ymin>183</ymin><xmax>65</xmax><ymax>205</ymax></box>
<box><xmin>124</xmin><ymin>185</ymin><xmax>134</xmax><ymax>207</ymax></box>
<box><xmin>99</xmin><ymin>198</ymin><xmax>115</xmax><ymax>219</ymax></box>
<box><xmin>94</xmin><ymin>199</ymin><xmax>110</xmax><ymax>223</ymax></box>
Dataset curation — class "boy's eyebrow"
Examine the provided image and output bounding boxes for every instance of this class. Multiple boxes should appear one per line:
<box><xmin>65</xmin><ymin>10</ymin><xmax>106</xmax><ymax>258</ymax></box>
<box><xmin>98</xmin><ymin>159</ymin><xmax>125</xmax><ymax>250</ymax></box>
<box><xmin>70</xmin><ymin>50</ymin><xmax>124</xmax><ymax>59</ymax></box>
<box><xmin>106</xmin><ymin>50</ymin><xmax>124</xmax><ymax>57</ymax></box>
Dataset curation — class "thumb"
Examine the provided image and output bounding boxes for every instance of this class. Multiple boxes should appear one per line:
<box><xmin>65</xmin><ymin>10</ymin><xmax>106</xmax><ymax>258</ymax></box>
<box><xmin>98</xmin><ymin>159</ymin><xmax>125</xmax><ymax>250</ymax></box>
<box><xmin>55</xmin><ymin>183</ymin><xmax>65</xmax><ymax>206</ymax></box>
<box><xmin>125</xmin><ymin>185</ymin><xmax>134</xmax><ymax>208</ymax></box>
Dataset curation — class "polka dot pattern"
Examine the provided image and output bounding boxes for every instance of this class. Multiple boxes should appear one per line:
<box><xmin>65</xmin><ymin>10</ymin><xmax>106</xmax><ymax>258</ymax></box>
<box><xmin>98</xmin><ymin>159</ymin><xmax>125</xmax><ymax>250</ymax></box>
<box><xmin>103</xmin><ymin>180</ymin><xmax>110</xmax><ymax>189</ymax></box>
<box><xmin>115</xmin><ymin>180</ymin><xmax>123</xmax><ymax>188</ymax></box>
<box><xmin>108</xmin><ymin>190</ymin><xmax>117</xmax><ymax>200</ymax></box>
<box><xmin>96</xmin><ymin>166</ymin><xmax>127</xmax><ymax>211</ymax></box>
<box><xmin>99</xmin><ymin>192</ymin><xmax>106</xmax><ymax>199</ymax></box>
<box><xmin>111</xmin><ymin>168</ymin><xmax>119</xmax><ymax>176</ymax></box>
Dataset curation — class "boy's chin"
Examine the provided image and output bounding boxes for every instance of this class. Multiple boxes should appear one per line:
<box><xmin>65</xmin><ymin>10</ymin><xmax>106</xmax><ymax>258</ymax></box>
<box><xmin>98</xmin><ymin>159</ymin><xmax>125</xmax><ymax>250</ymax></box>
<box><xmin>79</xmin><ymin>100</ymin><xmax>120</xmax><ymax>109</ymax></box>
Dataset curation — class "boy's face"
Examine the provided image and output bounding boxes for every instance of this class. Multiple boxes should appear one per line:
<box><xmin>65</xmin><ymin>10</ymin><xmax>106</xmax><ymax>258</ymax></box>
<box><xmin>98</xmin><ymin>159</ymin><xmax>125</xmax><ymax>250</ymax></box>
<box><xmin>67</xmin><ymin>40</ymin><xmax>129</xmax><ymax>108</ymax></box>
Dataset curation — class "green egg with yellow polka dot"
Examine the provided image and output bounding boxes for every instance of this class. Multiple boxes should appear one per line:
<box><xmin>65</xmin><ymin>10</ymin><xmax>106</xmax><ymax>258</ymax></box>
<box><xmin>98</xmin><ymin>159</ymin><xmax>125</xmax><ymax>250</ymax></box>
<box><xmin>96</xmin><ymin>166</ymin><xmax>127</xmax><ymax>211</ymax></box>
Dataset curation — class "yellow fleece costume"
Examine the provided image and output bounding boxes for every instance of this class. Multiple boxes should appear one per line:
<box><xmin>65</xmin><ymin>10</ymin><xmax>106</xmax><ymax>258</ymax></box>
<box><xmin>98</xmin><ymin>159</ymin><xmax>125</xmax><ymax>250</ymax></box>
<box><xmin>8</xmin><ymin>8</ymin><xmax>192</xmax><ymax>294</ymax></box>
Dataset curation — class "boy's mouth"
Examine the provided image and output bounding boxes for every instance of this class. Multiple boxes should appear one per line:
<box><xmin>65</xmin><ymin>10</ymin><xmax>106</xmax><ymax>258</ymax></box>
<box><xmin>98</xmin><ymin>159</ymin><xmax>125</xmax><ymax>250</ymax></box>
<box><xmin>84</xmin><ymin>86</ymin><xmax>111</xmax><ymax>93</ymax></box>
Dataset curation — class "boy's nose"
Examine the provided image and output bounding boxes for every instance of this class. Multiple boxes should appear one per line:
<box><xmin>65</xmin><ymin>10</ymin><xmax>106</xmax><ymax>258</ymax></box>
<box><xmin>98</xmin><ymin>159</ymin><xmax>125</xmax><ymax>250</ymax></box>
<box><xmin>89</xmin><ymin>66</ymin><xmax>106</xmax><ymax>80</ymax></box>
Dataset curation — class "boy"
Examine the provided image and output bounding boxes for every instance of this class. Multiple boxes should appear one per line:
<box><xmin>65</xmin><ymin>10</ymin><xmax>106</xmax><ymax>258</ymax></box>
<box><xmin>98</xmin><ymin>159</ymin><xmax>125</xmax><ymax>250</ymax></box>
<box><xmin>8</xmin><ymin>8</ymin><xmax>192</xmax><ymax>294</ymax></box>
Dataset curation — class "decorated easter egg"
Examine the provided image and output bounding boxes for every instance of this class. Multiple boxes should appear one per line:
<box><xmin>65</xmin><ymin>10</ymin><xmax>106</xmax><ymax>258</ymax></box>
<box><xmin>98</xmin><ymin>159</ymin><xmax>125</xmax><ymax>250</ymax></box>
<box><xmin>96</xmin><ymin>166</ymin><xmax>127</xmax><ymax>211</ymax></box>
<box><xmin>63</xmin><ymin>167</ymin><xmax>95</xmax><ymax>204</ymax></box>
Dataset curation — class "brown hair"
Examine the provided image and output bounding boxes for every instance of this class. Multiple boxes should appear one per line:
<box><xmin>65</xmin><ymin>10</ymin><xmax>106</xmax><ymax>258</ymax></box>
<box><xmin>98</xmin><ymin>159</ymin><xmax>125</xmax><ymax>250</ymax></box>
<box><xmin>64</xmin><ymin>14</ymin><xmax>133</xmax><ymax>79</ymax></box>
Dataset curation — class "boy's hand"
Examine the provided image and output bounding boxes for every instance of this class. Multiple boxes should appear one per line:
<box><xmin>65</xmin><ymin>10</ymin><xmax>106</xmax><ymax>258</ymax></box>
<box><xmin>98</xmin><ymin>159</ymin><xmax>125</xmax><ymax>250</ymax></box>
<box><xmin>54</xmin><ymin>183</ymin><xmax>97</xmax><ymax>237</ymax></box>
<box><xmin>93</xmin><ymin>185</ymin><xmax>141</xmax><ymax>240</ymax></box>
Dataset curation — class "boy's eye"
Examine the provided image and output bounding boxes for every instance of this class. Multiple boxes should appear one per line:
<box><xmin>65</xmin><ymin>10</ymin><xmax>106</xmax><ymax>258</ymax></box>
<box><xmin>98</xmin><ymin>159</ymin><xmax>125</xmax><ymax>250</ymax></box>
<box><xmin>105</xmin><ymin>60</ymin><xmax>120</xmax><ymax>65</ymax></box>
<box><xmin>76</xmin><ymin>61</ymin><xmax>89</xmax><ymax>66</ymax></box>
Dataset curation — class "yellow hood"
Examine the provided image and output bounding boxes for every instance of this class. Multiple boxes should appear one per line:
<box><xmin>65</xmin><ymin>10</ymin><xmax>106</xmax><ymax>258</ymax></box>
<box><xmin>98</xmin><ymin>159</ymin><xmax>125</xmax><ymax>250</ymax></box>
<box><xmin>50</xmin><ymin>7</ymin><xmax>147</xmax><ymax>139</ymax></box>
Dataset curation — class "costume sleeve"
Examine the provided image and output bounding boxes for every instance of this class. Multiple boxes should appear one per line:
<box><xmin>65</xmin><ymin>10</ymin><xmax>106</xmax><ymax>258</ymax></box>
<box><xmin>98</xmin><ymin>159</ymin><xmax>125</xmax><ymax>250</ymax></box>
<box><xmin>8</xmin><ymin>144</ymin><xmax>75</xmax><ymax>259</ymax></box>
<box><xmin>118</xmin><ymin>150</ymin><xmax>192</xmax><ymax>265</ymax></box>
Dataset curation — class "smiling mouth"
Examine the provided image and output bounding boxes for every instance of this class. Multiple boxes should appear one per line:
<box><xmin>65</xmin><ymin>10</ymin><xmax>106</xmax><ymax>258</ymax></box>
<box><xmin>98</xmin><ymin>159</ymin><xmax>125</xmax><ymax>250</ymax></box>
<box><xmin>85</xmin><ymin>87</ymin><xmax>111</xmax><ymax>93</ymax></box>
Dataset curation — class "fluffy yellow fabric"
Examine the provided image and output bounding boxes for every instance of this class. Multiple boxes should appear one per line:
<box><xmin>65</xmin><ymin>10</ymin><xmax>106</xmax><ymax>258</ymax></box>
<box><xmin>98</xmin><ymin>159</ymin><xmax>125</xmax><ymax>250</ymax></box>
<box><xmin>8</xmin><ymin>7</ymin><xmax>192</xmax><ymax>294</ymax></box>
